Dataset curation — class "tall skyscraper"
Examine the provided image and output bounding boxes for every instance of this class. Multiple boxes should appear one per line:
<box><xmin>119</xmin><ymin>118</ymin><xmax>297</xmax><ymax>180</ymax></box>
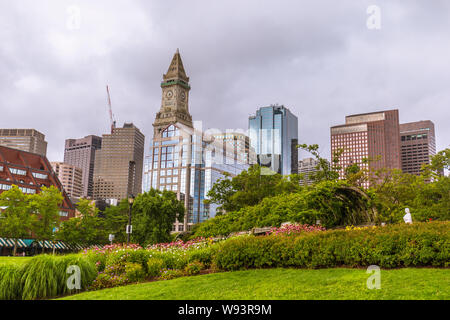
<box><xmin>330</xmin><ymin>109</ymin><xmax>401</xmax><ymax>186</ymax></box>
<box><xmin>248</xmin><ymin>105</ymin><xmax>298</xmax><ymax>175</ymax></box>
<box><xmin>0</xmin><ymin>129</ymin><xmax>47</xmax><ymax>156</ymax></box>
<box><xmin>400</xmin><ymin>120</ymin><xmax>437</xmax><ymax>175</ymax></box>
<box><xmin>64</xmin><ymin>135</ymin><xmax>102</xmax><ymax>198</ymax></box>
<box><xmin>144</xmin><ymin>50</ymin><xmax>249</xmax><ymax>232</ymax></box>
<box><xmin>93</xmin><ymin>123</ymin><xmax>145</xmax><ymax>201</ymax></box>
<box><xmin>51</xmin><ymin>162</ymin><xmax>83</xmax><ymax>199</ymax></box>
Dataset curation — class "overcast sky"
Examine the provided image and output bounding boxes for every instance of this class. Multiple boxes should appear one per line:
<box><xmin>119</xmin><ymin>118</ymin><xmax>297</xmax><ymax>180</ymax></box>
<box><xmin>1</xmin><ymin>0</ymin><xmax>449</xmax><ymax>163</ymax></box>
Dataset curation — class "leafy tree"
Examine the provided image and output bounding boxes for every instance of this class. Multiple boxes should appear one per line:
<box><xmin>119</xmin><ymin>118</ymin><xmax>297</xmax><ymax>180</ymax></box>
<box><xmin>132</xmin><ymin>189</ymin><xmax>184</xmax><ymax>245</ymax></box>
<box><xmin>297</xmin><ymin>144</ymin><xmax>342</xmax><ymax>182</ymax></box>
<box><xmin>29</xmin><ymin>186</ymin><xmax>63</xmax><ymax>253</ymax></box>
<box><xmin>0</xmin><ymin>185</ymin><xmax>36</xmax><ymax>255</ymax></box>
<box><xmin>59</xmin><ymin>198</ymin><xmax>107</xmax><ymax>245</ymax></box>
<box><xmin>205</xmin><ymin>165</ymin><xmax>302</xmax><ymax>213</ymax></box>
<box><xmin>103</xmin><ymin>199</ymin><xmax>129</xmax><ymax>244</ymax></box>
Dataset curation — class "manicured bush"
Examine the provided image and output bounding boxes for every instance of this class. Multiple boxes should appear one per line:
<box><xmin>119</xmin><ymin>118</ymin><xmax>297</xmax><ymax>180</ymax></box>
<box><xmin>125</xmin><ymin>263</ymin><xmax>146</xmax><ymax>283</ymax></box>
<box><xmin>91</xmin><ymin>272</ymin><xmax>128</xmax><ymax>290</ymax></box>
<box><xmin>213</xmin><ymin>221</ymin><xmax>450</xmax><ymax>271</ymax></box>
<box><xmin>184</xmin><ymin>261</ymin><xmax>204</xmax><ymax>275</ymax></box>
<box><xmin>186</xmin><ymin>245</ymin><xmax>219</xmax><ymax>268</ymax></box>
<box><xmin>0</xmin><ymin>264</ymin><xmax>23</xmax><ymax>300</ymax></box>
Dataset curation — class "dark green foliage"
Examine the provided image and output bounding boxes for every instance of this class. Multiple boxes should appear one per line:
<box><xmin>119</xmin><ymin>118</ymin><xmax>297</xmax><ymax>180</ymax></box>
<box><xmin>213</xmin><ymin>222</ymin><xmax>449</xmax><ymax>271</ymax></box>
<box><xmin>103</xmin><ymin>199</ymin><xmax>130</xmax><ymax>244</ymax></box>
<box><xmin>193</xmin><ymin>180</ymin><xmax>375</xmax><ymax>238</ymax></box>
<box><xmin>205</xmin><ymin>165</ymin><xmax>303</xmax><ymax>213</ymax></box>
<box><xmin>132</xmin><ymin>189</ymin><xmax>185</xmax><ymax>245</ymax></box>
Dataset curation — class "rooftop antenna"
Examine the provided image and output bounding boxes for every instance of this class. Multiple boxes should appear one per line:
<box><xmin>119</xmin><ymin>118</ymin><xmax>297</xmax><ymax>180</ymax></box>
<box><xmin>106</xmin><ymin>85</ymin><xmax>116</xmax><ymax>133</ymax></box>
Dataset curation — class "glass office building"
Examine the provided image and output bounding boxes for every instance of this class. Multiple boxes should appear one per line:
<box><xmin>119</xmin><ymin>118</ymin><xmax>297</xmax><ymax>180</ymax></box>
<box><xmin>248</xmin><ymin>105</ymin><xmax>298</xmax><ymax>175</ymax></box>
<box><xmin>142</xmin><ymin>124</ymin><xmax>249</xmax><ymax>232</ymax></box>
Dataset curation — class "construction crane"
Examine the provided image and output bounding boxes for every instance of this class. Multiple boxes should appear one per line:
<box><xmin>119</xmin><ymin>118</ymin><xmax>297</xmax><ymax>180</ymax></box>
<box><xmin>106</xmin><ymin>85</ymin><xmax>116</xmax><ymax>133</ymax></box>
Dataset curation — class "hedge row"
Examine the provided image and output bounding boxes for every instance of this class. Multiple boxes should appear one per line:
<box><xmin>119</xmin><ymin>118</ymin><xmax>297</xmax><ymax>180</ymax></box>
<box><xmin>0</xmin><ymin>254</ymin><xmax>96</xmax><ymax>300</ymax></box>
<box><xmin>213</xmin><ymin>222</ymin><xmax>450</xmax><ymax>270</ymax></box>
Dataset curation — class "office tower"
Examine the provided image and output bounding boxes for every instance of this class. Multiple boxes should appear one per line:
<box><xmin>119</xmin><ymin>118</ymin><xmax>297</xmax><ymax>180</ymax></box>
<box><xmin>248</xmin><ymin>105</ymin><xmax>298</xmax><ymax>175</ymax></box>
<box><xmin>0</xmin><ymin>146</ymin><xmax>75</xmax><ymax>219</ymax></box>
<box><xmin>93</xmin><ymin>123</ymin><xmax>145</xmax><ymax>201</ymax></box>
<box><xmin>0</xmin><ymin>129</ymin><xmax>47</xmax><ymax>156</ymax></box>
<box><xmin>298</xmin><ymin>157</ymin><xmax>321</xmax><ymax>185</ymax></box>
<box><xmin>400</xmin><ymin>120</ymin><xmax>437</xmax><ymax>175</ymax></box>
<box><xmin>330</xmin><ymin>109</ymin><xmax>401</xmax><ymax>186</ymax></box>
<box><xmin>210</xmin><ymin>132</ymin><xmax>256</xmax><ymax>165</ymax></box>
<box><xmin>144</xmin><ymin>50</ymin><xmax>249</xmax><ymax>232</ymax></box>
<box><xmin>64</xmin><ymin>135</ymin><xmax>102</xmax><ymax>198</ymax></box>
<box><xmin>50</xmin><ymin>162</ymin><xmax>83</xmax><ymax>199</ymax></box>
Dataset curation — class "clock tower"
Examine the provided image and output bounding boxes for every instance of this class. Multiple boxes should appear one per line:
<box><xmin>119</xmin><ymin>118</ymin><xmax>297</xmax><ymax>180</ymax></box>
<box><xmin>153</xmin><ymin>49</ymin><xmax>193</xmax><ymax>136</ymax></box>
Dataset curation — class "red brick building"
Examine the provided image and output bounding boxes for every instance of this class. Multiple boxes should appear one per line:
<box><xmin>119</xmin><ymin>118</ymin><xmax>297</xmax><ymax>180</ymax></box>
<box><xmin>330</xmin><ymin>110</ymin><xmax>401</xmax><ymax>187</ymax></box>
<box><xmin>0</xmin><ymin>146</ymin><xmax>75</xmax><ymax>219</ymax></box>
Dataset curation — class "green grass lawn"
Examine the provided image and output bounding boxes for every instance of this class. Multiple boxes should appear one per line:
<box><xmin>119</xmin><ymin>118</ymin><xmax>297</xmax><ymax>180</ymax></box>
<box><xmin>0</xmin><ymin>256</ymin><xmax>33</xmax><ymax>265</ymax></box>
<box><xmin>60</xmin><ymin>268</ymin><xmax>450</xmax><ymax>300</ymax></box>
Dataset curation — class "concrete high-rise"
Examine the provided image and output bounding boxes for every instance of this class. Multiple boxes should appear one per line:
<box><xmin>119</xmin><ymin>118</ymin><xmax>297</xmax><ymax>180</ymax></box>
<box><xmin>400</xmin><ymin>120</ymin><xmax>437</xmax><ymax>175</ymax></box>
<box><xmin>93</xmin><ymin>123</ymin><xmax>145</xmax><ymax>201</ymax></box>
<box><xmin>51</xmin><ymin>162</ymin><xmax>83</xmax><ymax>199</ymax></box>
<box><xmin>143</xmin><ymin>50</ymin><xmax>249</xmax><ymax>232</ymax></box>
<box><xmin>64</xmin><ymin>135</ymin><xmax>102</xmax><ymax>198</ymax></box>
<box><xmin>0</xmin><ymin>129</ymin><xmax>47</xmax><ymax>156</ymax></box>
<box><xmin>248</xmin><ymin>105</ymin><xmax>298</xmax><ymax>175</ymax></box>
<box><xmin>298</xmin><ymin>157</ymin><xmax>321</xmax><ymax>185</ymax></box>
<box><xmin>331</xmin><ymin>109</ymin><xmax>401</xmax><ymax>186</ymax></box>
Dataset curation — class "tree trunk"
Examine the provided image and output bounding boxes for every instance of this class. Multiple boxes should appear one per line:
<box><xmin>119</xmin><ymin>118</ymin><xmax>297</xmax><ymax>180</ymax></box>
<box><xmin>13</xmin><ymin>239</ymin><xmax>17</xmax><ymax>256</ymax></box>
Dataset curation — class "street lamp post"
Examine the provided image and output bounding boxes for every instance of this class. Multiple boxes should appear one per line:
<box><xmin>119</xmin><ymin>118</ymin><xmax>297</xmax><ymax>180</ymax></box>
<box><xmin>127</xmin><ymin>194</ymin><xmax>135</xmax><ymax>246</ymax></box>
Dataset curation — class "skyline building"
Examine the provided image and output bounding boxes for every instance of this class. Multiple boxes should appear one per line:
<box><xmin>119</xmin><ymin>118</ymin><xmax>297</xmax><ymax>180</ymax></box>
<box><xmin>248</xmin><ymin>105</ymin><xmax>298</xmax><ymax>175</ymax></box>
<box><xmin>50</xmin><ymin>162</ymin><xmax>84</xmax><ymax>199</ymax></box>
<box><xmin>93</xmin><ymin>123</ymin><xmax>145</xmax><ymax>201</ymax></box>
<box><xmin>0</xmin><ymin>129</ymin><xmax>47</xmax><ymax>157</ymax></box>
<box><xmin>400</xmin><ymin>120</ymin><xmax>437</xmax><ymax>176</ymax></box>
<box><xmin>64</xmin><ymin>135</ymin><xmax>102</xmax><ymax>198</ymax></box>
<box><xmin>330</xmin><ymin>109</ymin><xmax>401</xmax><ymax>186</ymax></box>
<box><xmin>298</xmin><ymin>157</ymin><xmax>322</xmax><ymax>185</ymax></box>
<box><xmin>144</xmin><ymin>50</ymin><xmax>249</xmax><ymax>232</ymax></box>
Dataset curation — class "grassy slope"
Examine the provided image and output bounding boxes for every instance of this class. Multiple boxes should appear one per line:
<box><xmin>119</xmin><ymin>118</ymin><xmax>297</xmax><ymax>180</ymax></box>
<box><xmin>61</xmin><ymin>268</ymin><xmax>450</xmax><ymax>300</ymax></box>
<box><xmin>0</xmin><ymin>257</ymin><xmax>32</xmax><ymax>265</ymax></box>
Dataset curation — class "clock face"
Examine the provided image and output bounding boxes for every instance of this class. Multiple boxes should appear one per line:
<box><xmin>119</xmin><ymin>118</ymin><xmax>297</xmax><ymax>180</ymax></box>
<box><xmin>166</xmin><ymin>90</ymin><xmax>173</xmax><ymax>99</ymax></box>
<box><xmin>180</xmin><ymin>91</ymin><xmax>186</xmax><ymax>101</ymax></box>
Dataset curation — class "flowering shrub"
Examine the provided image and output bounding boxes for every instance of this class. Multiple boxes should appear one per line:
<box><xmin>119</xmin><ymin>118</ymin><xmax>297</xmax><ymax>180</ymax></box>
<box><xmin>147</xmin><ymin>237</ymin><xmax>215</xmax><ymax>251</ymax></box>
<box><xmin>125</xmin><ymin>263</ymin><xmax>146</xmax><ymax>283</ymax></box>
<box><xmin>159</xmin><ymin>268</ymin><xmax>185</xmax><ymax>280</ymax></box>
<box><xmin>184</xmin><ymin>261</ymin><xmax>204</xmax><ymax>275</ymax></box>
<box><xmin>91</xmin><ymin>272</ymin><xmax>128</xmax><ymax>290</ymax></box>
<box><xmin>147</xmin><ymin>258</ymin><xmax>165</xmax><ymax>278</ymax></box>
<box><xmin>266</xmin><ymin>224</ymin><xmax>325</xmax><ymax>236</ymax></box>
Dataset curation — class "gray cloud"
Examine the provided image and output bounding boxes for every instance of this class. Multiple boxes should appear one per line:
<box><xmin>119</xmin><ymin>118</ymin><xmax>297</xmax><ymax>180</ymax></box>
<box><xmin>0</xmin><ymin>0</ymin><xmax>449</xmax><ymax>164</ymax></box>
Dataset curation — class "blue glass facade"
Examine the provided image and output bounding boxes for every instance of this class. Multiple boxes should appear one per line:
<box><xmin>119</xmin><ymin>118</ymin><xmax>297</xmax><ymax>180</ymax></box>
<box><xmin>249</xmin><ymin>105</ymin><xmax>298</xmax><ymax>175</ymax></box>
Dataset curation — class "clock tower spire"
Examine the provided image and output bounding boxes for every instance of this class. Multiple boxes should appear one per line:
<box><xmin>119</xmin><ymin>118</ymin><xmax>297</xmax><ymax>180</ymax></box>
<box><xmin>153</xmin><ymin>49</ymin><xmax>193</xmax><ymax>135</ymax></box>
